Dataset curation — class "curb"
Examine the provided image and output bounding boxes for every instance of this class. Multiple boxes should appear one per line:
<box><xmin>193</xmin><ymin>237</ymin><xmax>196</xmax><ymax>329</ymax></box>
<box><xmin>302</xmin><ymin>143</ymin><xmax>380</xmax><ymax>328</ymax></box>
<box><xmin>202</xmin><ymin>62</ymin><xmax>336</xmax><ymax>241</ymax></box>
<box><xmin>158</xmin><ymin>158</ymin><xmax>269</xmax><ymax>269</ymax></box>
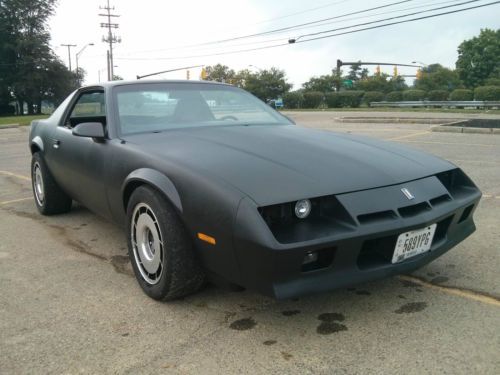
<box><xmin>0</xmin><ymin>124</ymin><xmax>20</xmax><ymax>130</ymax></box>
<box><xmin>337</xmin><ymin>117</ymin><xmax>455</xmax><ymax>124</ymax></box>
<box><xmin>431</xmin><ymin>120</ymin><xmax>500</xmax><ymax>135</ymax></box>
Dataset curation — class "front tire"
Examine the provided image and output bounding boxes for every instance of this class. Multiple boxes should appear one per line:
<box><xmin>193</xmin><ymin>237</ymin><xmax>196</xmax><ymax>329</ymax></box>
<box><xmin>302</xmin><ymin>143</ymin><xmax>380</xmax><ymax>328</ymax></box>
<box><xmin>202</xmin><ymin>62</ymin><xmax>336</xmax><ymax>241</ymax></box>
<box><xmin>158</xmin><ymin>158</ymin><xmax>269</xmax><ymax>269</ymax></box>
<box><xmin>31</xmin><ymin>152</ymin><xmax>72</xmax><ymax>215</ymax></box>
<box><xmin>127</xmin><ymin>185</ymin><xmax>205</xmax><ymax>301</ymax></box>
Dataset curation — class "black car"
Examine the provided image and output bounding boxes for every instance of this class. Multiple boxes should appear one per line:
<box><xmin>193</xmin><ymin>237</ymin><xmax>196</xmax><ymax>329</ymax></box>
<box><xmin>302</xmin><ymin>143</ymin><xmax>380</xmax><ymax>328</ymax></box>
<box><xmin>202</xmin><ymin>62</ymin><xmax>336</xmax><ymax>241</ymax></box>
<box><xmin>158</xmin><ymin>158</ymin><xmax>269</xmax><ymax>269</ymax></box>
<box><xmin>29</xmin><ymin>80</ymin><xmax>481</xmax><ymax>300</ymax></box>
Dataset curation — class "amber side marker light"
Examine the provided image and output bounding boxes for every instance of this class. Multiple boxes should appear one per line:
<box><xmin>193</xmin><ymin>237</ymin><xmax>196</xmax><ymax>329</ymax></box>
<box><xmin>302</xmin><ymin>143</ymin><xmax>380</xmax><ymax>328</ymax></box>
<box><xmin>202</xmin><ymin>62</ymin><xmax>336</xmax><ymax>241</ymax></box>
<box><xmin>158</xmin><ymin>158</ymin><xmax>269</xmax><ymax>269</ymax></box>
<box><xmin>197</xmin><ymin>232</ymin><xmax>216</xmax><ymax>245</ymax></box>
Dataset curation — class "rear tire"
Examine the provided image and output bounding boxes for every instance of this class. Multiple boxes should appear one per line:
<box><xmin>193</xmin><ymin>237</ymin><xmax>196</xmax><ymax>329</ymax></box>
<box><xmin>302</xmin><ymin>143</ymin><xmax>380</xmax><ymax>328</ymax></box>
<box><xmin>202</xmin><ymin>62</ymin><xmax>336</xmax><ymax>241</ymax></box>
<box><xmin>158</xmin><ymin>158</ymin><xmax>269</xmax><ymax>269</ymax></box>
<box><xmin>31</xmin><ymin>152</ymin><xmax>72</xmax><ymax>215</ymax></box>
<box><xmin>127</xmin><ymin>185</ymin><xmax>205</xmax><ymax>301</ymax></box>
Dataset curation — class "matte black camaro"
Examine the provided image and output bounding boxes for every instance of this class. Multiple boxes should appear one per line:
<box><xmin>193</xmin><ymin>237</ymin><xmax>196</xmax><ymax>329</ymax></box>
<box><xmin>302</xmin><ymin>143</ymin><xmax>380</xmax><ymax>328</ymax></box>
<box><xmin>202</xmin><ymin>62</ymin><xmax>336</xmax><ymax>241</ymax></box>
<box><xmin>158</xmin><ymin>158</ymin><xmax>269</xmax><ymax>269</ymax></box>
<box><xmin>29</xmin><ymin>80</ymin><xmax>481</xmax><ymax>300</ymax></box>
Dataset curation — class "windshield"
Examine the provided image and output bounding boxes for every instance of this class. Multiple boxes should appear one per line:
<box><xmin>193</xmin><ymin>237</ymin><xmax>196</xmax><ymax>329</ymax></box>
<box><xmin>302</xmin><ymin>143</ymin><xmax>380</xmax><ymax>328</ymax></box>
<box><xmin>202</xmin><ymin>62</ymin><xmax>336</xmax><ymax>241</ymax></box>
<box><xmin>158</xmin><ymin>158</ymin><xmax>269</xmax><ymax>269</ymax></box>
<box><xmin>113</xmin><ymin>82</ymin><xmax>292</xmax><ymax>134</ymax></box>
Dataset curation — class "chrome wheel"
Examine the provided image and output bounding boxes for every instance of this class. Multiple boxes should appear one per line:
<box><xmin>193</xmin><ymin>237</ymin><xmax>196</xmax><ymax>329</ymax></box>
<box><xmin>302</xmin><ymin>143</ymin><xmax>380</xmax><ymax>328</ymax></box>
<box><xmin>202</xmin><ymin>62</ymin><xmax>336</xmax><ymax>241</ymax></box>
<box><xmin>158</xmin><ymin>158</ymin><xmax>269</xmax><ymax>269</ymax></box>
<box><xmin>33</xmin><ymin>162</ymin><xmax>45</xmax><ymax>206</ymax></box>
<box><xmin>130</xmin><ymin>203</ymin><xmax>164</xmax><ymax>285</ymax></box>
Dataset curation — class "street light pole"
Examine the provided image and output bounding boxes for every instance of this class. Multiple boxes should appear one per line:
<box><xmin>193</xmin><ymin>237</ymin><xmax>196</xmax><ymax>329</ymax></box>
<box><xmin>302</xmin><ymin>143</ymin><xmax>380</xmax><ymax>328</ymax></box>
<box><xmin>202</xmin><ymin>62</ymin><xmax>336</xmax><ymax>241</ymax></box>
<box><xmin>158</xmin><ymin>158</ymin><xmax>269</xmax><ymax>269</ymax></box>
<box><xmin>76</xmin><ymin>43</ymin><xmax>94</xmax><ymax>72</ymax></box>
<box><xmin>61</xmin><ymin>43</ymin><xmax>77</xmax><ymax>71</ymax></box>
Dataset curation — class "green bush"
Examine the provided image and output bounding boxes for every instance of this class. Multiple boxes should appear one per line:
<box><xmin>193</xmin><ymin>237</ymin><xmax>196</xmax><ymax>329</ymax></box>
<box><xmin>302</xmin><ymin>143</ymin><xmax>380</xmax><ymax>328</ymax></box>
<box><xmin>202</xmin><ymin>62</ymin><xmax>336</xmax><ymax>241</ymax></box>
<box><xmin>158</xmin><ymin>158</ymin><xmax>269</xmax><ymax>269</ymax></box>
<box><xmin>428</xmin><ymin>90</ymin><xmax>449</xmax><ymax>101</ymax></box>
<box><xmin>302</xmin><ymin>91</ymin><xmax>324</xmax><ymax>108</ymax></box>
<box><xmin>324</xmin><ymin>91</ymin><xmax>365</xmax><ymax>108</ymax></box>
<box><xmin>363</xmin><ymin>91</ymin><xmax>385</xmax><ymax>106</ymax></box>
<box><xmin>386</xmin><ymin>91</ymin><xmax>403</xmax><ymax>102</ymax></box>
<box><xmin>474</xmin><ymin>86</ymin><xmax>500</xmax><ymax>101</ymax></box>
<box><xmin>283</xmin><ymin>91</ymin><xmax>304</xmax><ymax>109</ymax></box>
<box><xmin>324</xmin><ymin>92</ymin><xmax>341</xmax><ymax>108</ymax></box>
<box><xmin>338</xmin><ymin>90</ymin><xmax>364</xmax><ymax>108</ymax></box>
<box><xmin>484</xmin><ymin>78</ymin><xmax>500</xmax><ymax>86</ymax></box>
<box><xmin>449</xmin><ymin>89</ymin><xmax>473</xmax><ymax>101</ymax></box>
<box><xmin>0</xmin><ymin>104</ymin><xmax>15</xmax><ymax>115</ymax></box>
<box><xmin>402</xmin><ymin>89</ymin><xmax>426</xmax><ymax>101</ymax></box>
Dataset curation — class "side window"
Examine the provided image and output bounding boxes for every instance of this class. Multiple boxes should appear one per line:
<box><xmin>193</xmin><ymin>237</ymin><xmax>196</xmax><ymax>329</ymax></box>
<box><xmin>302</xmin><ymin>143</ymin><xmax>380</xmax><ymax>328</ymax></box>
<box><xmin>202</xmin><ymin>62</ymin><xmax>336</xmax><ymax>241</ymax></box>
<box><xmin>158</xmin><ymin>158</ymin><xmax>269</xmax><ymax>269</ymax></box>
<box><xmin>65</xmin><ymin>91</ymin><xmax>106</xmax><ymax>128</ymax></box>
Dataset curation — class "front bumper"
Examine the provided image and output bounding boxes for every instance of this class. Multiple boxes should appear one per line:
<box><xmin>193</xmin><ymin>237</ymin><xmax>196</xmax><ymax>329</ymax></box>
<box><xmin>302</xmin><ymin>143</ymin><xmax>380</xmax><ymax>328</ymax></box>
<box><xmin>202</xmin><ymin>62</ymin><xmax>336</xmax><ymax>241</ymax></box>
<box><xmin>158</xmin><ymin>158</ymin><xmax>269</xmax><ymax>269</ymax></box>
<box><xmin>233</xmin><ymin>174</ymin><xmax>481</xmax><ymax>299</ymax></box>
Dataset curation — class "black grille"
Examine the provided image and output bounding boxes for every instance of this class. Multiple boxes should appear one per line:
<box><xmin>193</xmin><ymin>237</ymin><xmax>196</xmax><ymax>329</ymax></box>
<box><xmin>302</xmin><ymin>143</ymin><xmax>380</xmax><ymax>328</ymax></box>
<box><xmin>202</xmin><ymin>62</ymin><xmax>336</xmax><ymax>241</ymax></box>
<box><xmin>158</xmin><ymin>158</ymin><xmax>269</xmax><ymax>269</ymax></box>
<box><xmin>458</xmin><ymin>204</ymin><xmax>474</xmax><ymax>223</ymax></box>
<box><xmin>398</xmin><ymin>202</ymin><xmax>431</xmax><ymax>218</ymax></box>
<box><xmin>357</xmin><ymin>210</ymin><xmax>397</xmax><ymax>224</ymax></box>
<box><xmin>430</xmin><ymin>194</ymin><xmax>452</xmax><ymax>207</ymax></box>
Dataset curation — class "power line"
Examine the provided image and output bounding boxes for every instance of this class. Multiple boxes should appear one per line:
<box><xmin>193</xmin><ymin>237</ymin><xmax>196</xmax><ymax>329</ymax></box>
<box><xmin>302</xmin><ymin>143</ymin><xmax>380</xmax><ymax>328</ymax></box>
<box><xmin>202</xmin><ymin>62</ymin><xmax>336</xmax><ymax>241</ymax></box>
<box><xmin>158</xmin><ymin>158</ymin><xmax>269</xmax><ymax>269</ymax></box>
<box><xmin>117</xmin><ymin>0</ymin><xmax>354</xmax><ymax>56</ymax></box>
<box><xmin>281</xmin><ymin>0</ymin><xmax>461</xmax><ymax>39</ymax></box>
<box><xmin>249</xmin><ymin>0</ymin><xmax>353</xmax><ymax>26</ymax></box>
<box><xmin>99</xmin><ymin>0</ymin><xmax>121</xmax><ymax>80</ymax></box>
<box><xmin>199</xmin><ymin>0</ymin><xmax>414</xmax><ymax>45</ymax></box>
<box><xmin>115</xmin><ymin>0</ymin><xmax>499</xmax><ymax>62</ymax></box>
<box><xmin>290</xmin><ymin>0</ymin><xmax>482</xmax><ymax>42</ymax></box>
<box><xmin>128</xmin><ymin>0</ymin><xmax>414</xmax><ymax>54</ymax></box>
<box><xmin>294</xmin><ymin>0</ymin><xmax>500</xmax><ymax>43</ymax></box>
<box><xmin>117</xmin><ymin>0</ymin><xmax>460</xmax><ymax>56</ymax></box>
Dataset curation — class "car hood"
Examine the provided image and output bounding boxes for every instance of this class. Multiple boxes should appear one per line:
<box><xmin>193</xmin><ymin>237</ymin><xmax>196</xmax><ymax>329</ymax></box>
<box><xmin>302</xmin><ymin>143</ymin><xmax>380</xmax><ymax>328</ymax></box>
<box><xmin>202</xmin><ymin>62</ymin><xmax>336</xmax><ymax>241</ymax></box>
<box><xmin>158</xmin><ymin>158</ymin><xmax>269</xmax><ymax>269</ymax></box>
<box><xmin>124</xmin><ymin>125</ymin><xmax>455</xmax><ymax>206</ymax></box>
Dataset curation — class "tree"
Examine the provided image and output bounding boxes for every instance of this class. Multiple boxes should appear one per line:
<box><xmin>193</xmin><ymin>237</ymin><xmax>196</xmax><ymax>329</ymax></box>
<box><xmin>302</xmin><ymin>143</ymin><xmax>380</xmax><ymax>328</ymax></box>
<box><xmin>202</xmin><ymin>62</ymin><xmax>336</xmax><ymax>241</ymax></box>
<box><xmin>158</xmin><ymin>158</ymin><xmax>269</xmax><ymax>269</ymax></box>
<box><xmin>302</xmin><ymin>74</ymin><xmax>337</xmax><ymax>93</ymax></box>
<box><xmin>243</xmin><ymin>67</ymin><xmax>292</xmax><ymax>102</ymax></box>
<box><xmin>204</xmin><ymin>64</ymin><xmax>236</xmax><ymax>83</ymax></box>
<box><xmin>44</xmin><ymin>58</ymin><xmax>80</xmax><ymax>106</ymax></box>
<box><xmin>347</xmin><ymin>62</ymin><xmax>363</xmax><ymax>82</ymax></box>
<box><xmin>356</xmin><ymin>74</ymin><xmax>392</xmax><ymax>93</ymax></box>
<box><xmin>414</xmin><ymin>63</ymin><xmax>461</xmax><ymax>92</ymax></box>
<box><xmin>388</xmin><ymin>75</ymin><xmax>407</xmax><ymax>92</ymax></box>
<box><xmin>456</xmin><ymin>28</ymin><xmax>500</xmax><ymax>88</ymax></box>
<box><xmin>232</xmin><ymin>69</ymin><xmax>251</xmax><ymax>88</ymax></box>
<box><xmin>0</xmin><ymin>0</ymin><xmax>79</xmax><ymax>113</ymax></box>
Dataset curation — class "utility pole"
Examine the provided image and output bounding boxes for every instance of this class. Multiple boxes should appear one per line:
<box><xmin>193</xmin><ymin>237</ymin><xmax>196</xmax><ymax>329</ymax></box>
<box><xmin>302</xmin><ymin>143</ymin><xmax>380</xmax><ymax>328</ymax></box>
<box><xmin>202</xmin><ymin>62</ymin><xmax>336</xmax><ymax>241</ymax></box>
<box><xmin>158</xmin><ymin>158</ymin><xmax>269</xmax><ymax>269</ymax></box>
<box><xmin>106</xmin><ymin>50</ymin><xmax>111</xmax><ymax>81</ymax></box>
<box><xmin>99</xmin><ymin>0</ymin><xmax>121</xmax><ymax>81</ymax></box>
<box><xmin>61</xmin><ymin>44</ymin><xmax>77</xmax><ymax>71</ymax></box>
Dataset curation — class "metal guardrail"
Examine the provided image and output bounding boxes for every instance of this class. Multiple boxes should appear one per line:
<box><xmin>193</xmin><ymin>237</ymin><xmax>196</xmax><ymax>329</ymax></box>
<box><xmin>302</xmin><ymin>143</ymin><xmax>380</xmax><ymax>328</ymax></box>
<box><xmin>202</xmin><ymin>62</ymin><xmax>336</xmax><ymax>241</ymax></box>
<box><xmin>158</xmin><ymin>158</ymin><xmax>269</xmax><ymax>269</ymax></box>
<box><xmin>370</xmin><ymin>101</ymin><xmax>500</xmax><ymax>108</ymax></box>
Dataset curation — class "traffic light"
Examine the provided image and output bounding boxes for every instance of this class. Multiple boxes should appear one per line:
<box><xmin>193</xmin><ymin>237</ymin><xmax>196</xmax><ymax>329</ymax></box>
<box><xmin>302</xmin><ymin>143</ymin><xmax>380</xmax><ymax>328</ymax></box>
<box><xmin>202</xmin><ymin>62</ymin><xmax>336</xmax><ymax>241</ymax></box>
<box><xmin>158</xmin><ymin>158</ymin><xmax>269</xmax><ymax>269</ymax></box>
<box><xmin>416</xmin><ymin>68</ymin><xmax>422</xmax><ymax>79</ymax></box>
<box><xmin>393</xmin><ymin>66</ymin><xmax>398</xmax><ymax>77</ymax></box>
<box><xmin>186</xmin><ymin>70</ymin><xmax>190</xmax><ymax>80</ymax></box>
<box><xmin>200</xmin><ymin>67</ymin><xmax>207</xmax><ymax>80</ymax></box>
<box><xmin>375</xmin><ymin>65</ymin><xmax>380</xmax><ymax>76</ymax></box>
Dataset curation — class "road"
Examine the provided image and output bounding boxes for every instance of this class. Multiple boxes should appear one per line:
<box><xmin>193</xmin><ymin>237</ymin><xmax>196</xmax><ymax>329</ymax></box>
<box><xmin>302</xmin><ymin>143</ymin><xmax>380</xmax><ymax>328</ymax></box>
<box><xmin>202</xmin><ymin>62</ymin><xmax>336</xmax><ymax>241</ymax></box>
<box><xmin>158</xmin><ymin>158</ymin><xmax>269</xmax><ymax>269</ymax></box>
<box><xmin>1</xmin><ymin>112</ymin><xmax>499</xmax><ymax>374</ymax></box>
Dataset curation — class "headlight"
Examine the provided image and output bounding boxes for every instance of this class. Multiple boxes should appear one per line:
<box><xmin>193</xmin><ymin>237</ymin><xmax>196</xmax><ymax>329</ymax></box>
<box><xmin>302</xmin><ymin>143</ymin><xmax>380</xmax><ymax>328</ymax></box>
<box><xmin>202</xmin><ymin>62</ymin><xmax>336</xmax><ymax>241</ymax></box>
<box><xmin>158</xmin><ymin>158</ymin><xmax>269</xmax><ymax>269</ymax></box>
<box><xmin>295</xmin><ymin>199</ymin><xmax>311</xmax><ymax>219</ymax></box>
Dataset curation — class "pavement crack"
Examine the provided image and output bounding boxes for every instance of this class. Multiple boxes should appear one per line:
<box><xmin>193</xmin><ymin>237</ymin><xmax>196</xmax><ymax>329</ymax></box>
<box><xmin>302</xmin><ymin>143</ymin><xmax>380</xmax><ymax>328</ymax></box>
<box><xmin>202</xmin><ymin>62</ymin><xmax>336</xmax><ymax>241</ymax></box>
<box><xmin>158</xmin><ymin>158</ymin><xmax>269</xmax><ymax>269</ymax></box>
<box><xmin>398</xmin><ymin>275</ymin><xmax>500</xmax><ymax>307</ymax></box>
<box><xmin>46</xmin><ymin>223</ymin><xmax>108</xmax><ymax>261</ymax></box>
<box><xmin>2</xmin><ymin>206</ymin><xmax>123</xmax><ymax>267</ymax></box>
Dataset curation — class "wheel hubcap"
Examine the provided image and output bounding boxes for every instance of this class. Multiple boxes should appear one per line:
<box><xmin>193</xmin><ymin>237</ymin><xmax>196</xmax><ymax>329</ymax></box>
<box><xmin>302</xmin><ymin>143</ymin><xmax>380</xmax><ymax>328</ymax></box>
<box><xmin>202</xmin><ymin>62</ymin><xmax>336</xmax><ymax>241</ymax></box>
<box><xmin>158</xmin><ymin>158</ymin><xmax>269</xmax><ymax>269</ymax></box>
<box><xmin>131</xmin><ymin>203</ymin><xmax>164</xmax><ymax>285</ymax></box>
<box><xmin>33</xmin><ymin>162</ymin><xmax>44</xmax><ymax>205</ymax></box>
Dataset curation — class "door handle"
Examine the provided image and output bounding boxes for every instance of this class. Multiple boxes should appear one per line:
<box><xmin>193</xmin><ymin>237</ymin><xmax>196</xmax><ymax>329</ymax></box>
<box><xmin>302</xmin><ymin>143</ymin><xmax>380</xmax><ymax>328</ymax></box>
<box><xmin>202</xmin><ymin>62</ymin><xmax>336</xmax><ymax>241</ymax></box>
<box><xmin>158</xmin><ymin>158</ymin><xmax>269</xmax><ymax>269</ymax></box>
<box><xmin>52</xmin><ymin>139</ymin><xmax>60</xmax><ymax>149</ymax></box>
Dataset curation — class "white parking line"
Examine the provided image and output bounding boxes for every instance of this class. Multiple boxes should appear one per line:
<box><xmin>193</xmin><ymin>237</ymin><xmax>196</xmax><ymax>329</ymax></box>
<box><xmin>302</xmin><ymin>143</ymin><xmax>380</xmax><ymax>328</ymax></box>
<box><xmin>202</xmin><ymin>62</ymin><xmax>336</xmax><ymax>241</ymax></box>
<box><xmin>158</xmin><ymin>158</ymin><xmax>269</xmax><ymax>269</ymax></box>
<box><xmin>398</xmin><ymin>275</ymin><xmax>500</xmax><ymax>307</ymax></box>
<box><xmin>0</xmin><ymin>197</ymin><xmax>32</xmax><ymax>205</ymax></box>
<box><xmin>0</xmin><ymin>170</ymin><xmax>31</xmax><ymax>181</ymax></box>
<box><xmin>388</xmin><ymin>131</ymin><xmax>430</xmax><ymax>141</ymax></box>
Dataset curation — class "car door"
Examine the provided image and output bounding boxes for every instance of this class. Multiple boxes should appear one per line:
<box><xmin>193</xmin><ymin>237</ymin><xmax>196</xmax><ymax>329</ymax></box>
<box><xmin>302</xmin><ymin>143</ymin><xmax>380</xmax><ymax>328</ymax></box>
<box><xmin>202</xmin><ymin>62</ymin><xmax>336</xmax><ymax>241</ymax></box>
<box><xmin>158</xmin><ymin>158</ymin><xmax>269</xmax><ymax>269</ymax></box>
<box><xmin>46</xmin><ymin>89</ymin><xmax>112</xmax><ymax>218</ymax></box>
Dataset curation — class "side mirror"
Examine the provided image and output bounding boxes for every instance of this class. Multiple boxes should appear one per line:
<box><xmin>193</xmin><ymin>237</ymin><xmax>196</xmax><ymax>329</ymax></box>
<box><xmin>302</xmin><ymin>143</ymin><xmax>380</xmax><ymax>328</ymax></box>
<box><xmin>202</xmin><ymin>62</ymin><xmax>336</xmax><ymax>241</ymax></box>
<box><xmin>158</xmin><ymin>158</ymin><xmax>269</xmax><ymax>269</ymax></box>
<box><xmin>72</xmin><ymin>122</ymin><xmax>105</xmax><ymax>140</ymax></box>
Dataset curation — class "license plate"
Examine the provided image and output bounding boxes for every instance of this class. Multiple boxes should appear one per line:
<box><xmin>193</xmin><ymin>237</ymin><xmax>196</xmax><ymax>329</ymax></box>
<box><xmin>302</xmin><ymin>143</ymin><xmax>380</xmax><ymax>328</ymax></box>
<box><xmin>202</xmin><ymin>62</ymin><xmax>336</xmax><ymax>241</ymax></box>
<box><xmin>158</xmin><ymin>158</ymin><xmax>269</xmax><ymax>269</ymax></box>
<box><xmin>392</xmin><ymin>224</ymin><xmax>437</xmax><ymax>264</ymax></box>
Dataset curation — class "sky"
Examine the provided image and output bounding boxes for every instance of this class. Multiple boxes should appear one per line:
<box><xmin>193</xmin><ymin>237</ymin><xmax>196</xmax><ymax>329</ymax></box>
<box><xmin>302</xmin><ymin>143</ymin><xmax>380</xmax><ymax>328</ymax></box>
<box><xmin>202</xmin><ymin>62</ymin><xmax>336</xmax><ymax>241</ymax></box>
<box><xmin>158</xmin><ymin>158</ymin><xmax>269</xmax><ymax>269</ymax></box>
<box><xmin>48</xmin><ymin>0</ymin><xmax>500</xmax><ymax>88</ymax></box>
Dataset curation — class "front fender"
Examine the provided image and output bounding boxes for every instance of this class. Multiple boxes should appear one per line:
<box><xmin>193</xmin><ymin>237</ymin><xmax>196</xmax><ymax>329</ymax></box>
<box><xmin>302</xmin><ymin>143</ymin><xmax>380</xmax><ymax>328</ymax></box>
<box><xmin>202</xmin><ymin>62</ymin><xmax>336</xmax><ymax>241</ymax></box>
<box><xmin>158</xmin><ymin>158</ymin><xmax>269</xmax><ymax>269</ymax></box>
<box><xmin>122</xmin><ymin>168</ymin><xmax>182</xmax><ymax>213</ymax></box>
<box><xmin>30</xmin><ymin>135</ymin><xmax>44</xmax><ymax>153</ymax></box>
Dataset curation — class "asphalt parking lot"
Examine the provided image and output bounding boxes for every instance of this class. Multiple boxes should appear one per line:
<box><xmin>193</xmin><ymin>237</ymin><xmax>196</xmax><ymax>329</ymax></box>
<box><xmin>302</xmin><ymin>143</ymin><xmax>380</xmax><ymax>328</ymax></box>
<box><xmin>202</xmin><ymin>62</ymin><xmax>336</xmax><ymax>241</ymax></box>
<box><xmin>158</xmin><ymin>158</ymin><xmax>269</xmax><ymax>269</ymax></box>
<box><xmin>1</xmin><ymin>111</ymin><xmax>499</xmax><ymax>374</ymax></box>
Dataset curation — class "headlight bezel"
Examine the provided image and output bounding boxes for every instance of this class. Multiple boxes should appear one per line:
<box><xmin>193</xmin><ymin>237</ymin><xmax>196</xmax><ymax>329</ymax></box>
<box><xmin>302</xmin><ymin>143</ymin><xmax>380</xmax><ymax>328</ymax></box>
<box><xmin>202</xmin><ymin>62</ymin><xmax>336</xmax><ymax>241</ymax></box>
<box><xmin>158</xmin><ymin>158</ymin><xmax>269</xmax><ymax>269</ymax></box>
<box><xmin>294</xmin><ymin>199</ymin><xmax>312</xmax><ymax>219</ymax></box>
